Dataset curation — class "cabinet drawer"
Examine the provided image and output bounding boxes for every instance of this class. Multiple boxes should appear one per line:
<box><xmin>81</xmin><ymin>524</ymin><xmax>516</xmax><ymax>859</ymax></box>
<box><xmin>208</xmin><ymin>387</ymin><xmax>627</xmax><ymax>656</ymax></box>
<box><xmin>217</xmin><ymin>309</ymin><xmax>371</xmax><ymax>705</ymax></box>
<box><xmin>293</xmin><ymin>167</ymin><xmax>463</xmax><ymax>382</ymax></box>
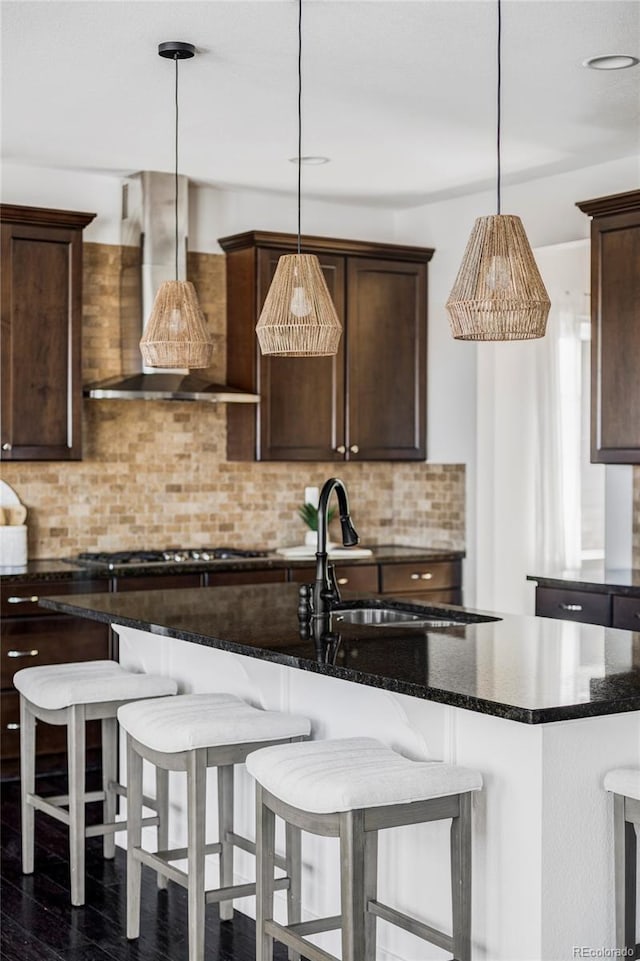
<box><xmin>380</xmin><ymin>561</ymin><xmax>461</xmax><ymax>595</ymax></box>
<box><xmin>288</xmin><ymin>564</ymin><xmax>379</xmax><ymax>593</ymax></box>
<box><xmin>612</xmin><ymin>595</ymin><xmax>640</xmax><ymax>631</ymax></box>
<box><xmin>1</xmin><ymin>690</ymin><xmax>101</xmax><ymax>759</ymax></box>
<box><xmin>206</xmin><ymin>569</ymin><xmax>287</xmax><ymax>587</ymax></box>
<box><xmin>535</xmin><ymin>587</ymin><xmax>611</xmax><ymax>626</ymax></box>
<box><xmin>1</xmin><ymin>579</ymin><xmax>108</xmax><ymax>617</ymax></box>
<box><xmin>114</xmin><ymin>574</ymin><xmax>203</xmax><ymax>592</ymax></box>
<box><xmin>1</xmin><ymin>616</ymin><xmax>109</xmax><ymax>689</ymax></box>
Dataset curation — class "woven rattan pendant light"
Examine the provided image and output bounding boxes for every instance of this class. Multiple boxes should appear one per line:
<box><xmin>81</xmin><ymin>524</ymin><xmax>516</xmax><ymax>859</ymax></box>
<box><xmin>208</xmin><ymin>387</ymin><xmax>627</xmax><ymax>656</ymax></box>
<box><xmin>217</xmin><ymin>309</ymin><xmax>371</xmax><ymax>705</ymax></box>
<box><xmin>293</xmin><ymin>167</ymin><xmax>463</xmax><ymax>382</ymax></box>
<box><xmin>255</xmin><ymin>0</ymin><xmax>341</xmax><ymax>357</ymax></box>
<box><xmin>446</xmin><ymin>1</ymin><xmax>550</xmax><ymax>341</ymax></box>
<box><xmin>140</xmin><ymin>42</ymin><xmax>213</xmax><ymax>368</ymax></box>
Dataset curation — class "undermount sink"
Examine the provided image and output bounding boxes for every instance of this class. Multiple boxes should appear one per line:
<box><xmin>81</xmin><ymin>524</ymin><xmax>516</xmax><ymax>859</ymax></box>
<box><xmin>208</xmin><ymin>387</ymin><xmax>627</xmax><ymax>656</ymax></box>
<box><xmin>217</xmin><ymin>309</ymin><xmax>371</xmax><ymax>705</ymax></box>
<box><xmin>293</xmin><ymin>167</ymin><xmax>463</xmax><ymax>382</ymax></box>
<box><xmin>330</xmin><ymin>602</ymin><xmax>501</xmax><ymax>630</ymax></box>
<box><xmin>332</xmin><ymin>607</ymin><xmax>425</xmax><ymax>626</ymax></box>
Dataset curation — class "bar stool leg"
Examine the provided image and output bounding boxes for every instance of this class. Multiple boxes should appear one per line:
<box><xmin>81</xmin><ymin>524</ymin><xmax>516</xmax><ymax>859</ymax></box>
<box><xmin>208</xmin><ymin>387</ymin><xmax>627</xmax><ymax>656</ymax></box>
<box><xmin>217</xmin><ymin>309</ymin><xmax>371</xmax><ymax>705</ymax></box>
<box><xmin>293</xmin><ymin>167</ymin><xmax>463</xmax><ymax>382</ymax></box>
<box><xmin>613</xmin><ymin>794</ymin><xmax>637</xmax><ymax>952</ymax></box>
<box><xmin>101</xmin><ymin>716</ymin><xmax>118</xmax><ymax>860</ymax></box>
<box><xmin>451</xmin><ymin>792</ymin><xmax>472</xmax><ymax>961</ymax></box>
<box><xmin>285</xmin><ymin>822</ymin><xmax>302</xmax><ymax>961</ymax></box>
<box><xmin>256</xmin><ymin>785</ymin><xmax>275</xmax><ymax>961</ymax></box>
<box><xmin>19</xmin><ymin>695</ymin><xmax>36</xmax><ymax>875</ymax></box>
<box><xmin>156</xmin><ymin>766</ymin><xmax>170</xmax><ymax>890</ymax></box>
<box><xmin>126</xmin><ymin>735</ymin><xmax>144</xmax><ymax>940</ymax></box>
<box><xmin>363</xmin><ymin>828</ymin><xmax>378</xmax><ymax>961</ymax></box>
<box><xmin>217</xmin><ymin>763</ymin><xmax>234</xmax><ymax>920</ymax></box>
<box><xmin>187</xmin><ymin>748</ymin><xmax>207</xmax><ymax>961</ymax></box>
<box><xmin>68</xmin><ymin>704</ymin><xmax>86</xmax><ymax>906</ymax></box>
<box><xmin>340</xmin><ymin>809</ymin><xmax>366</xmax><ymax>961</ymax></box>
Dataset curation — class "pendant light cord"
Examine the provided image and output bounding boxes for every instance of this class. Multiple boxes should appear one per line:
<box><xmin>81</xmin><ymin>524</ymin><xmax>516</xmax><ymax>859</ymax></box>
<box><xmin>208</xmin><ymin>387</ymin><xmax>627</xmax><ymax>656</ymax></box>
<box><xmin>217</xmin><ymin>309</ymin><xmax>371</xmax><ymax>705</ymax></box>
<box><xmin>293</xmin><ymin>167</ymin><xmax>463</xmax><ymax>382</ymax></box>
<box><xmin>297</xmin><ymin>0</ymin><xmax>302</xmax><ymax>255</ymax></box>
<box><xmin>496</xmin><ymin>0</ymin><xmax>502</xmax><ymax>216</ymax></box>
<box><xmin>174</xmin><ymin>54</ymin><xmax>180</xmax><ymax>281</ymax></box>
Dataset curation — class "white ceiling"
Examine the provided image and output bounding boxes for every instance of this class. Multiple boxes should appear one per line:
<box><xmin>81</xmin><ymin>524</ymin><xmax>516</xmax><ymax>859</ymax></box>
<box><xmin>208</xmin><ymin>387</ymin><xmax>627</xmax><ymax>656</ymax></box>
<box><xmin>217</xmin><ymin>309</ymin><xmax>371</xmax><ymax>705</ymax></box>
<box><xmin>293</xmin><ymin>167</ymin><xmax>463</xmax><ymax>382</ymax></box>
<box><xmin>2</xmin><ymin>0</ymin><xmax>639</xmax><ymax>208</ymax></box>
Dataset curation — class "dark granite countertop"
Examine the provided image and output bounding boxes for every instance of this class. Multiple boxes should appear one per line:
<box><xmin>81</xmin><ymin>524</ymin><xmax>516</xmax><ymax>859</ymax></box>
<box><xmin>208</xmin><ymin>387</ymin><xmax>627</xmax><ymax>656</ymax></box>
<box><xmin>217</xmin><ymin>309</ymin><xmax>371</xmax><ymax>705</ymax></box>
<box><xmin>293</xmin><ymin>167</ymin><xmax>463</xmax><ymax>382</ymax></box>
<box><xmin>39</xmin><ymin>582</ymin><xmax>640</xmax><ymax>725</ymax></box>
<box><xmin>0</xmin><ymin>546</ymin><xmax>464</xmax><ymax>582</ymax></box>
<box><xmin>527</xmin><ymin>565</ymin><xmax>640</xmax><ymax>597</ymax></box>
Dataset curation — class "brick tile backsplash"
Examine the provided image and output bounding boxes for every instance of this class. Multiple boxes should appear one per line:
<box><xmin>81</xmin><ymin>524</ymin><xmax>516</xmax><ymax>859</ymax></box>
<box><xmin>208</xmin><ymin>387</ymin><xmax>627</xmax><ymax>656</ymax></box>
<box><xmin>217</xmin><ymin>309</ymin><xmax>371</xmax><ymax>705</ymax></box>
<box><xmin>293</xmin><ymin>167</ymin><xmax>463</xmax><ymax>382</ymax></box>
<box><xmin>1</xmin><ymin>243</ymin><xmax>465</xmax><ymax>558</ymax></box>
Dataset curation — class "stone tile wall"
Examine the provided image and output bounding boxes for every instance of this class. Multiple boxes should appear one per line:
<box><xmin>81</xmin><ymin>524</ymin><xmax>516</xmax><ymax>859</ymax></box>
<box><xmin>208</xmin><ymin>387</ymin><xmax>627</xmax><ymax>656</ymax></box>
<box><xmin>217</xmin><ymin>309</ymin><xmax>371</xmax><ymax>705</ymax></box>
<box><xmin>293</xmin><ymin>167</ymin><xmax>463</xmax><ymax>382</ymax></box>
<box><xmin>1</xmin><ymin>243</ymin><xmax>465</xmax><ymax>558</ymax></box>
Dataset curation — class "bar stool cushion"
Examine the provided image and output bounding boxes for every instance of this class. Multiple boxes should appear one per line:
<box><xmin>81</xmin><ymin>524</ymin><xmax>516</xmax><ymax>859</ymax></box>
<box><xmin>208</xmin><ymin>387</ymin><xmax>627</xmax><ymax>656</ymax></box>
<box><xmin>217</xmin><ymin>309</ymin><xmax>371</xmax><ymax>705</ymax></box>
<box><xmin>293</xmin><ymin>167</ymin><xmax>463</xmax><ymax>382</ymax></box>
<box><xmin>246</xmin><ymin>736</ymin><xmax>483</xmax><ymax>814</ymax></box>
<box><xmin>117</xmin><ymin>693</ymin><xmax>311</xmax><ymax>754</ymax></box>
<box><xmin>14</xmin><ymin>660</ymin><xmax>177</xmax><ymax>710</ymax></box>
<box><xmin>604</xmin><ymin>768</ymin><xmax>640</xmax><ymax>800</ymax></box>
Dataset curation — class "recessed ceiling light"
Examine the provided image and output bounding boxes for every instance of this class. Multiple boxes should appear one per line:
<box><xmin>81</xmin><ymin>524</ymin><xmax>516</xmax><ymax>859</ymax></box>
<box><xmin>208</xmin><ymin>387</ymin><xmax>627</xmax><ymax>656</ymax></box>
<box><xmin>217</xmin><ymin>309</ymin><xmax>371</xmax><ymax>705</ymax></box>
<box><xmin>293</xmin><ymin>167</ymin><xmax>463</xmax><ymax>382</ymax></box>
<box><xmin>288</xmin><ymin>156</ymin><xmax>330</xmax><ymax>165</ymax></box>
<box><xmin>583</xmin><ymin>54</ymin><xmax>639</xmax><ymax>70</ymax></box>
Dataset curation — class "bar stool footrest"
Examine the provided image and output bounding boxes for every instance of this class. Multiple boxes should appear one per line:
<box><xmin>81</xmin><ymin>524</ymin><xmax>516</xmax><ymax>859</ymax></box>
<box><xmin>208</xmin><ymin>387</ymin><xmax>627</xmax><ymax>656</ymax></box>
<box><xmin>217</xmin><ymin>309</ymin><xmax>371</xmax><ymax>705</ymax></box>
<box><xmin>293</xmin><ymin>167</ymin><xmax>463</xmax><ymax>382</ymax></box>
<box><xmin>264</xmin><ymin>919</ymin><xmax>338</xmax><ymax>961</ymax></box>
<box><xmin>288</xmin><ymin>915</ymin><xmax>342</xmax><ymax>937</ymax></box>
<box><xmin>85</xmin><ymin>814</ymin><xmax>159</xmax><ymax>838</ymax></box>
<box><xmin>204</xmin><ymin>876</ymin><xmax>288</xmax><ymax>904</ymax></box>
<box><xmin>368</xmin><ymin>899</ymin><xmax>453</xmax><ymax>953</ymax></box>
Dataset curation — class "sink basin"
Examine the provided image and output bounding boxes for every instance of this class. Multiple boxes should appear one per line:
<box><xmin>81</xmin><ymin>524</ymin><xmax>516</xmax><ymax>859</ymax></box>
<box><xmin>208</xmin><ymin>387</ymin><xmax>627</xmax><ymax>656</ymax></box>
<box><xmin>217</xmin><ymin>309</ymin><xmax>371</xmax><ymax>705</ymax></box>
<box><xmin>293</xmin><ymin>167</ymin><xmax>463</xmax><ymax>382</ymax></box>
<box><xmin>330</xmin><ymin>602</ymin><xmax>501</xmax><ymax>629</ymax></box>
<box><xmin>332</xmin><ymin>607</ymin><xmax>425</xmax><ymax>626</ymax></box>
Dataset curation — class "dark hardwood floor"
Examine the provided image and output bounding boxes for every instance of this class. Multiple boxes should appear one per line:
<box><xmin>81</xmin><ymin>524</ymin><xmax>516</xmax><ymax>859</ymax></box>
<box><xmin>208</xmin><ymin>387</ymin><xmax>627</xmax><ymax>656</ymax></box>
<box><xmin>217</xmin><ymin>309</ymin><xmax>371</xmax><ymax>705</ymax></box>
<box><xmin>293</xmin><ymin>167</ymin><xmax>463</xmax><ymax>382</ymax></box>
<box><xmin>1</xmin><ymin>768</ymin><xmax>290</xmax><ymax>961</ymax></box>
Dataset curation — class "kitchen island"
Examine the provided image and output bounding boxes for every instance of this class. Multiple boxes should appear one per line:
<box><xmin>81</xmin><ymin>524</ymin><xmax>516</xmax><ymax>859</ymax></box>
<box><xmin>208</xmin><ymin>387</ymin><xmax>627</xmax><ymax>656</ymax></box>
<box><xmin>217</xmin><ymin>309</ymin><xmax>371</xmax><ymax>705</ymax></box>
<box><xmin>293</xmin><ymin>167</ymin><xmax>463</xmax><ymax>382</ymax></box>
<box><xmin>40</xmin><ymin>583</ymin><xmax>640</xmax><ymax>961</ymax></box>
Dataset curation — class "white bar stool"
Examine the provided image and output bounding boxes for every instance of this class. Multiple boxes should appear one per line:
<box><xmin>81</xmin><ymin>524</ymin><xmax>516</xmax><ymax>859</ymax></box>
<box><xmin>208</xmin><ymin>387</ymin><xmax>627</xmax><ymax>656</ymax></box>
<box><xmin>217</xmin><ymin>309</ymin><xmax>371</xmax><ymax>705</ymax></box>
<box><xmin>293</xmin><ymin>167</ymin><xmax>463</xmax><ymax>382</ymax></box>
<box><xmin>13</xmin><ymin>659</ymin><xmax>178</xmax><ymax>906</ymax></box>
<box><xmin>117</xmin><ymin>692</ymin><xmax>311</xmax><ymax>961</ymax></box>
<box><xmin>604</xmin><ymin>768</ymin><xmax>640</xmax><ymax>955</ymax></box>
<box><xmin>246</xmin><ymin>736</ymin><xmax>483</xmax><ymax>961</ymax></box>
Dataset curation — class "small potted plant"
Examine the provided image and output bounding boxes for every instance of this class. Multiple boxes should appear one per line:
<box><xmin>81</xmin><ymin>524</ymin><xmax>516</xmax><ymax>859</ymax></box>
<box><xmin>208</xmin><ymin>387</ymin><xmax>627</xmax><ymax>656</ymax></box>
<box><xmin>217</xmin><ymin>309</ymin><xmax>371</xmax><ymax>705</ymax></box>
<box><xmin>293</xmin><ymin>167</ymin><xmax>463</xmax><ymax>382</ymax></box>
<box><xmin>297</xmin><ymin>502</ymin><xmax>336</xmax><ymax>547</ymax></box>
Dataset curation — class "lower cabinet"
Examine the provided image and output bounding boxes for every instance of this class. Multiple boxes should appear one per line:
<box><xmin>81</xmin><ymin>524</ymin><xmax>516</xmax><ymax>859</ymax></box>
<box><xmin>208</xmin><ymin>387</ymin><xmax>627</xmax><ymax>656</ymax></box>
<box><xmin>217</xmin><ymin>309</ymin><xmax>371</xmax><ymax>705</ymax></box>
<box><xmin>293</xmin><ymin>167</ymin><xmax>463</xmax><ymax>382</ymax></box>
<box><xmin>534</xmin><ymin>585</ymin><xmax>640</xmax><ymax>629</ymax></box>
<box><xmin>379</xmin><ymin>560</ymin><xmax>462</xmax><ymax>604</ymax></box>
<box><xmin>288</xmin><ymin>559</ymin><xmax>462</xmax><ymax>605</ymax></box>
<box><xmin>1</xmin><ymin>580</ymin><xmax>110</xmax><ymax>777</ymax></box>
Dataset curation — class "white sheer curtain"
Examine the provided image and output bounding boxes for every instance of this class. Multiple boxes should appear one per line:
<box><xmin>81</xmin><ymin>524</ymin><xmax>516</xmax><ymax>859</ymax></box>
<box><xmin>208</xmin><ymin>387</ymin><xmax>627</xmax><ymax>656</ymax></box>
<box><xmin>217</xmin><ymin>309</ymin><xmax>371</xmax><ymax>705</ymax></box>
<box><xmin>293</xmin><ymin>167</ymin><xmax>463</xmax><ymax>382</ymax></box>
<box><xmin>533</xmin><ymin>244</ymin><xmax>588</xmax><ymax>571</ymax></box>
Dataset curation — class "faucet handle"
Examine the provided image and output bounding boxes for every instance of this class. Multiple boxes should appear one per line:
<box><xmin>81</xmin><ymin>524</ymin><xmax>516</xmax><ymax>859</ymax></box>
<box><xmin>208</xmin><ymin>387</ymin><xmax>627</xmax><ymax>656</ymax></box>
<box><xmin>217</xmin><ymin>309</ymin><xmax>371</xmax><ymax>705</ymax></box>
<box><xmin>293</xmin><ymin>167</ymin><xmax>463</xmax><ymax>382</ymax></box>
<box><xmin>298</xmin><ymin>583</ymin><xmax>314</xmax><ymax>621</ymax></box>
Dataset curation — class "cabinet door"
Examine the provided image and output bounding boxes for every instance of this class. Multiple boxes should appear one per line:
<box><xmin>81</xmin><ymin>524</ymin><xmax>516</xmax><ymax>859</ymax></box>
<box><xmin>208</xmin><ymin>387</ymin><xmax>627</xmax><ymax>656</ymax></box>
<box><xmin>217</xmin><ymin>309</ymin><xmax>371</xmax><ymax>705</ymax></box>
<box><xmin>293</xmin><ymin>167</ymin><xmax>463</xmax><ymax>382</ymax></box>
<box><xmin>256</xmin><ymin>248</ymin><xmax>346</xmax><ymax>460</ymax></box>
<box><xmin>1</xmin><ymin>221</ymin><xmax>84</xmax><ymax>460</ymax></box>
<box><xmin>588</xmin><ymin>202</ymin><xmax>640</xmax><ymax>462</ymax></box>
<box><xmin>346</xmin><ymin>258</ymin><xmax>426</xmax><ymax>460</ymax></box>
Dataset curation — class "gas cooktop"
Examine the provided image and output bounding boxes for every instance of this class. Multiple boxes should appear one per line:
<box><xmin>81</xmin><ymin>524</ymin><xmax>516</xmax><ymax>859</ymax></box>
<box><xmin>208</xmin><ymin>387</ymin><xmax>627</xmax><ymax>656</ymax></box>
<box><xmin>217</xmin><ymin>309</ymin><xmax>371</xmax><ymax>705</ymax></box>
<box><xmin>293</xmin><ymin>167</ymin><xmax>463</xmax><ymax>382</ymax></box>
<box><xmin>68</xmin><ymin>548</ymin><xmax>270</xmax><ymax>570</ymax></box>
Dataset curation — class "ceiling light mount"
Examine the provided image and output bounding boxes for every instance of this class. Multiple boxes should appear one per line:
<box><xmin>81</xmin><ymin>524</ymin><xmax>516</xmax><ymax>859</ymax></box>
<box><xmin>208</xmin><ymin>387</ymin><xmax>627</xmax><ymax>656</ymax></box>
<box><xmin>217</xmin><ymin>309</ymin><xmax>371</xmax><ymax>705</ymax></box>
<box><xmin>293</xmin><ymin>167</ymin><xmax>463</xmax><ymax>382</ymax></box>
<box><xmin>158</xmin><ymin>41</ymin><xmax>195</xmax><ymax>60</ymax></box>
<box><xmin>583</xmin><ymin>54</ymin><xmax>639</xmax><ymax>70</ymax></box>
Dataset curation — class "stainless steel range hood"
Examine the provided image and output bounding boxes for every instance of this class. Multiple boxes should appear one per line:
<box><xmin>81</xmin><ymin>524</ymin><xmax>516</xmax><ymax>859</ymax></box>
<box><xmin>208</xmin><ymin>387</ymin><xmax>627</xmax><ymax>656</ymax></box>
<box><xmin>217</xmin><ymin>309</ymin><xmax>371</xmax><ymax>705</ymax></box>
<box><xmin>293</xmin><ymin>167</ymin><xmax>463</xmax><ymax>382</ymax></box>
<box><xmin>84</xmin><ymin>171</ymin><xmax>259</xmax><ymax>404</ymax></box>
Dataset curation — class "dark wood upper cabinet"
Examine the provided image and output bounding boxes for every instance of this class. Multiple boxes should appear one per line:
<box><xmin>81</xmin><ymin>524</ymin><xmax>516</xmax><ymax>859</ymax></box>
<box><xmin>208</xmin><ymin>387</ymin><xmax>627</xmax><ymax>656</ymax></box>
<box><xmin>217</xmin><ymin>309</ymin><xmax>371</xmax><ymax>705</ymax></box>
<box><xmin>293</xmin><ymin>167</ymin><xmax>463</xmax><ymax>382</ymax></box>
<box><xmin>220</xmin><ymin>231</ymin><xmax>433</xmax><ymax>462</ymax></box>
<box><xmin>576</xmin><ymin>190</ymin><xmax>640</xmax><ymax>464</ymax></box>
<box><xmin>1</xmin><ymin>204</ymin><xmax>95</xmax><ymax>461</ymax></box>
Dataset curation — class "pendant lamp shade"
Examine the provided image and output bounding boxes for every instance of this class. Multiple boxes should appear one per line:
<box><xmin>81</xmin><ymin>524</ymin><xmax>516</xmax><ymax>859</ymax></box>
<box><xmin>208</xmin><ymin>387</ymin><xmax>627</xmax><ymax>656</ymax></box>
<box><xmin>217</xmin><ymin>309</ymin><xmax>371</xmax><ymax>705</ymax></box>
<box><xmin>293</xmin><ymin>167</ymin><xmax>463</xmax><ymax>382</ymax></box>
<box><xmin>446</xmin><ymin>214</ymin><xmax>551</xmax><ymax>341</ymax></box>
<box><xmin>256</xmin><ymin>254</ymin><xmax>342</xmax><ymax>357</ymax></box>
<box><xmin>255</xmin><ymin>0</ymin><xmax>341</xmax><ymax>357</ymax></box>
<box><xmin>140</xmin><ymin>280</ymin><xmax>214</xmax><ymax>368</ymax></box>
<box><xmin>140</xmin><ymin>41</ymin><xmax>213</xmax><ymax>369</ymax></box>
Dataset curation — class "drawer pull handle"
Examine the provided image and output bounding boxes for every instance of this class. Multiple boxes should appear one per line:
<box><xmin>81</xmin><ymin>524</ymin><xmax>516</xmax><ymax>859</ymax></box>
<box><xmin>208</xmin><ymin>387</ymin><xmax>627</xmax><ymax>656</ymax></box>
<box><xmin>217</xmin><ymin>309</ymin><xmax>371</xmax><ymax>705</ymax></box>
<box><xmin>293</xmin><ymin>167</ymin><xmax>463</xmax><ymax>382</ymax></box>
<box><xmin>6</xmin><ymin>723</ymin><xmax>20</xmax><ymax>731</ymax></box>
<box><xmin>7</xmin><ymin>649</ymin><xmax>39</xmax><ymax>659</ymax></box>
<box><xmin>635</xmin><ymin>612</ymin><xmax>640</xmax><ymax>620</ymax></box>
<box><xmin>337</xmin><ymin>577</ymin><xmax>349</xmax><ymax>586</ymax></box>
<box><xmin>2</xmin><ymin>443</ymin><xmax>12</xmax><ymax>452</ymax></box>
<box><xmin>335</xmin><ymin>445</ymin><xmax>346</xmax><ymax>454</ymax></box>
<box><xmin>559</xmin><ymin>603</ymin><xmax>583</xmax><ymax>612</ymax></box>
<box><xmin>7</xmin><ymin>595</ymin><xmax>39</xmax><ymax>604</ymax></box>
<box><xmin>411</xmin><ymin>572</ymin><xmax>433</xmax><ymax>581</ymax></box>
<box><xmin>349</xmin><ymin>445</ymin><xmax>359</xmax><ymax>454</ymax></box>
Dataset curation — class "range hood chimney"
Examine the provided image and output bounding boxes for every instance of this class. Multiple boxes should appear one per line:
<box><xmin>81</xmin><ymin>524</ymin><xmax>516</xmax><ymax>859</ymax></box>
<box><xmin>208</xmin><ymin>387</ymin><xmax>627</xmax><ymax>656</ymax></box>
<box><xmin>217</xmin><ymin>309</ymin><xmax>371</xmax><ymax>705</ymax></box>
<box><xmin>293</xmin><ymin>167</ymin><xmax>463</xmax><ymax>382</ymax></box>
<box><xmin>84</xmin><ymin>171</ymin><xmax>260</xmax><ymax>404</ymax></box>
